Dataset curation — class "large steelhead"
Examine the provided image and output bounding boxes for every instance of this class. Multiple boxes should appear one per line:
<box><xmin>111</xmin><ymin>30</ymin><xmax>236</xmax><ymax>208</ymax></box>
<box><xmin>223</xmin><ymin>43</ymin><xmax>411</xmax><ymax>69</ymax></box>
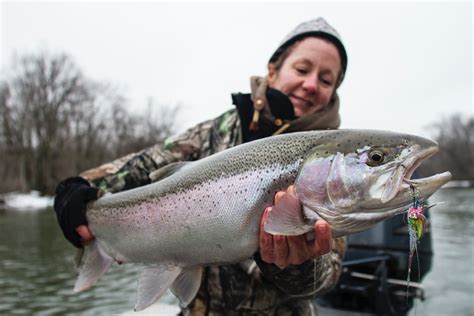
<box><xmin>74</xmin><ymin>130</ymin><xmax>451</xmax><ymax>311</ymax></box>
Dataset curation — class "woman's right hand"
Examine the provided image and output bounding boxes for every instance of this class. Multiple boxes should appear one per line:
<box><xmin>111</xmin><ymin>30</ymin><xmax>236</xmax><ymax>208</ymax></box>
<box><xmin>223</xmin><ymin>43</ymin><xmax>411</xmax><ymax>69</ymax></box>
<box><xmin>259</xmin><ymin>186</ymin><xmax>332</xmax><ymax>268</ymax></box>
<box><xmin>53</xmin><ymin>177</ymin><xmax>98</xmax><ymax>248</ymax></box>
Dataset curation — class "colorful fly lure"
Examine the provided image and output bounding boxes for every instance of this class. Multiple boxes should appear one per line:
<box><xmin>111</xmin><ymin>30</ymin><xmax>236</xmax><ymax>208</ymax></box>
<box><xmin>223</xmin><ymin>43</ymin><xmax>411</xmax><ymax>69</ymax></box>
<box><xmin>406</xmin><ymin>185</ymin><xmax>427</xmax><ymax>288</ymax></box>
<box><xmin>406</xmin><ymin>185</ymin><xmax>443</xmax><ymax>312</ymax></box>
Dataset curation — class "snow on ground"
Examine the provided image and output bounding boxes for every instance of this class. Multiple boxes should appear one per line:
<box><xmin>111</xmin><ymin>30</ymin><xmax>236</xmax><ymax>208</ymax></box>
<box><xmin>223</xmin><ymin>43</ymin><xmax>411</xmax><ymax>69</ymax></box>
<box><xmin>0</xmin><ymin>191</ymin><xmax>54</xmax><ymax>211</ymax></box>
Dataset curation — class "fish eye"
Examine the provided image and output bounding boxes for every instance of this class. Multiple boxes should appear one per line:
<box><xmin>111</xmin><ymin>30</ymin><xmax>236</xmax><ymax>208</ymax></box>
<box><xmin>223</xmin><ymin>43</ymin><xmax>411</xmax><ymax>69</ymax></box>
<box><xmin>368</xmin><ymin>150</ymin><xmax>385</xmax><ymax>166</ymax></box>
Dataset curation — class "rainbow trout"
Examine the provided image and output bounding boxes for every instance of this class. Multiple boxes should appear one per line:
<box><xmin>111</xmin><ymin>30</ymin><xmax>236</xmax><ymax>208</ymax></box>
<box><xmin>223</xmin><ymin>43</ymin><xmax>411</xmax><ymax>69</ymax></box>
<box><xmin>74</xmin><ymin>130</ymin><xmax>451</xmax><ymax>311</ymax></box>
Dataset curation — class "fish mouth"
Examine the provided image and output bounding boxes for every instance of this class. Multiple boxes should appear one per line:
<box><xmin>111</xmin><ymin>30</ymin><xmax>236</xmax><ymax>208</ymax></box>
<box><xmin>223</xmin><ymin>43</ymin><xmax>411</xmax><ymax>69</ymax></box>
<box><xmin>400</xmin><ymin>145</ymin><xmax>451</xmax><ymax>193</ymax></box>
<box><xmin>402</xmin><ymin>172</ymin><xmax>452</xmax><ymax>192</ymax></box>
<box><xmin>382</xmin><ymin>144</ymin><xmax>452</xmax><ymax>211</ymax></box>
<box><xmin>402</xmin><ymin>145</ymin><xmax>438</xmax><ymax>181</ymax></box>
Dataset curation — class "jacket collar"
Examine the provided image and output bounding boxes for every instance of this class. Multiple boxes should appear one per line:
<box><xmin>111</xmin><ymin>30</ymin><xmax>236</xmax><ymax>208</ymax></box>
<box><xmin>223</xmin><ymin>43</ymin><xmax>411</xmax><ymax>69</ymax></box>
<box><xmin>232</xmin><ymin>87</ymin><xmax>296</xmax><ymax>142</ymax></box>
<box><xmin>233</xmin><ymin>76</ymin><xmax>341</xmax><ymax>142</ymax></box>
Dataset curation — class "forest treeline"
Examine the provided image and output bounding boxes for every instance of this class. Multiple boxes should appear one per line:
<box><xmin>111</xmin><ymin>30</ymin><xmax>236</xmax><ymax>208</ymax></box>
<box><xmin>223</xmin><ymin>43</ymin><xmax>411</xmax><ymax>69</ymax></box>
<box><xmin>418</xmin><ymin>114</ymin><xmax>473</xmax><ymax>181</ymax></box>
<box><xmin>0</xmin><ymin>51</ymin><xmax>472</xmax><ymax>195</ymax></box>
<box><xmin>0</xmin><ymin>52</ymin><xmax>179</xmax><ymax>194</ymax></box>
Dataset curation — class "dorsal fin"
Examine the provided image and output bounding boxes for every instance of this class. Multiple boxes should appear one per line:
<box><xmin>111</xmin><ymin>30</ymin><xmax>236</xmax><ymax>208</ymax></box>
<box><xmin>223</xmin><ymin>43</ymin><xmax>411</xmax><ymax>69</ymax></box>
<box><xmin>149</xmin><ymin>161</ymin><xmax>190</xmax><ymax>183</ymax></box>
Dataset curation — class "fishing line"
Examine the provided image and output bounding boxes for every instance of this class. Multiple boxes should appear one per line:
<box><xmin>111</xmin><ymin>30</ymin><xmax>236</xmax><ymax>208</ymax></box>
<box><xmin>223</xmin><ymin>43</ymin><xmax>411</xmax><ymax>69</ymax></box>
<box><xmin>313</xmin><ymin>258</ymin><xmax>317</xmax><ymax>305</ymax></box>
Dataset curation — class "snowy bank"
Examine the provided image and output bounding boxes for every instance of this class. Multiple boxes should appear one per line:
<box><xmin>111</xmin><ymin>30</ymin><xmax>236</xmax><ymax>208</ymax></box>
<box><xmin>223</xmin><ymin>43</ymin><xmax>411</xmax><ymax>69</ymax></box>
<box><xmin>0</xmin><ymin>191</ymin><xmax>54</xmax><ymax>211</ymax></box>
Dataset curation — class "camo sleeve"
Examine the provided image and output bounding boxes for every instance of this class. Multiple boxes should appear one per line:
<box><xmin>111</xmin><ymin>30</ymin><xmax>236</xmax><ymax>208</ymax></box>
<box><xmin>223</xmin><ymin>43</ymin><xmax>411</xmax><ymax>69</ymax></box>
<box><xmin>255</xmin><ymin>236</ymin><xmax>346</xmax><ymax>297</ymax></box>
<box><xmin>80</xmin><ymin>109</ymin><xmax>241</xmax><ymax>193</ymax></box>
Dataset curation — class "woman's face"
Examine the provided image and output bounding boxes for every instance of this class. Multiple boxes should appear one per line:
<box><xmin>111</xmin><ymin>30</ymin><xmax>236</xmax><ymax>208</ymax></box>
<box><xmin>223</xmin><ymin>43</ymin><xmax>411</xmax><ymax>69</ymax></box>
<box><xmin>268</xmin><ymin>37</ymin><xmax>341</xmax><ymax>117</ymax></box>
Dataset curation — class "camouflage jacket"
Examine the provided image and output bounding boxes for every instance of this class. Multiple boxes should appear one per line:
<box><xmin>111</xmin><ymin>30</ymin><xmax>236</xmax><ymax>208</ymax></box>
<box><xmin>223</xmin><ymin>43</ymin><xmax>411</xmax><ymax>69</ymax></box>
<box><xmin>81</xmin><ymin>95</ymin><xmax>346</xmax><ymax>315</ymax></box>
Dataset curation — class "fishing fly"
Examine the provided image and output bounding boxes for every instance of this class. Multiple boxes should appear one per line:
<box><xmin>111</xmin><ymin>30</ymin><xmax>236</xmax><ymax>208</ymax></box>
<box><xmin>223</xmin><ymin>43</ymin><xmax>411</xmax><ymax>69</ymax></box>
<box><xmin>407</xmin><ymin>184</ymin><xmax>426</xmax><ymax>287</ymax></box>
<box><xmin>406</xmin><ymin>184</ymin><xmax>441</xmax><ymax>294</ymax></box>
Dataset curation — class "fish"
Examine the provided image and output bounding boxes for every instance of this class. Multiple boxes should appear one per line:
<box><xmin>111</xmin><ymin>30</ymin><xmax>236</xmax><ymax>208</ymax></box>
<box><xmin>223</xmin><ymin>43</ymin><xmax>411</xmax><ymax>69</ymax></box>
<box><xmin>73</xmin><ymin>129</ymin><xmax>451</xmax><ymax>311</ymax></box>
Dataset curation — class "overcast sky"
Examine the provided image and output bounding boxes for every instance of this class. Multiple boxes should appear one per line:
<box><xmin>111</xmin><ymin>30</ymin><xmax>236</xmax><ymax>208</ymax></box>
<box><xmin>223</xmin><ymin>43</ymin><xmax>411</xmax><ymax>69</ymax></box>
<box><xmin>1</xmin><ymin>1</ymin><xmax>472</xmax><ymax>138</ymax></box>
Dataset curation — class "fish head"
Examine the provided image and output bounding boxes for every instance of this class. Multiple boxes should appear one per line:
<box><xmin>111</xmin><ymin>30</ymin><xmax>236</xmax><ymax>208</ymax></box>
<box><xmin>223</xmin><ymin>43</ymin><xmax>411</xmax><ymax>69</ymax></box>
<box><xmin>295</xmin><ymin>130</ymin><xmax>452</xmax><ymax>236</ymax></box>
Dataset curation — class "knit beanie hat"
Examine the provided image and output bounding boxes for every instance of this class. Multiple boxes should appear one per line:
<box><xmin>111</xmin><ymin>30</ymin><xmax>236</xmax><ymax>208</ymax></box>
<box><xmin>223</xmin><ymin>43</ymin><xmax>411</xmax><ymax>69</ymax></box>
<box><xmin>269</xmin><ymin>17</ymin><xmax>347</xmax><ymax>84</ymax></box>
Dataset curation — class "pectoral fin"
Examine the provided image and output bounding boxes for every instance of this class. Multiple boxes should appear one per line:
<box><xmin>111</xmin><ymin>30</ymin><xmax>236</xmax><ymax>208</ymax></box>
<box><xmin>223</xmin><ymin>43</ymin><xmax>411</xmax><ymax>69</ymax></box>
<box><xmin>135</xmin><ymin>265</ymin><xmax>182</xmax><ymax>311</ymax></box>
<box><xmin>74</xmin><ymin>240</ymin><xmax>114</xmax><ymax>292</ymax></box>
<box><xmin>171</xmin><ymin>267</ymin><xmax>203</xmax><ymax>307</ymax></box>
<box><xmin>264</xmin><ymin>193</ymin><xmax>313</xmax><ymax>236</ymax></box>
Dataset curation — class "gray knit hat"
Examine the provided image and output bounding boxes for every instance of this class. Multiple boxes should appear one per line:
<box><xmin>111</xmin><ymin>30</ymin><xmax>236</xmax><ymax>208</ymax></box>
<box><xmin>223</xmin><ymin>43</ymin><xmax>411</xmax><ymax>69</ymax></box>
<box><xmin>269</xmin><ymin>18</ymin><xmax>348</xmax><ymax>82</ymax></box>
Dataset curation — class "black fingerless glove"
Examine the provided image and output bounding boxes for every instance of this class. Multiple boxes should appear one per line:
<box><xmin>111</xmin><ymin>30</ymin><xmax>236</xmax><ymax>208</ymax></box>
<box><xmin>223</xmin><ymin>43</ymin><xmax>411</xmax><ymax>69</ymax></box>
<box><xmin>53</xmin><ymin>177</ymin><xmax>99</xmax><ymax>248</ymax></box>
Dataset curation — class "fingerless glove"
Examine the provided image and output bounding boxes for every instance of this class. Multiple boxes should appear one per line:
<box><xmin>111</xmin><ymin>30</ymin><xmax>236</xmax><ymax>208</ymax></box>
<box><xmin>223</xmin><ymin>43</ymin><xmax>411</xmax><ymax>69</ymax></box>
<box><xmin>53</xmin><ymin>177</ymin><xmax>99</xmax><ymax>248</ymax></box>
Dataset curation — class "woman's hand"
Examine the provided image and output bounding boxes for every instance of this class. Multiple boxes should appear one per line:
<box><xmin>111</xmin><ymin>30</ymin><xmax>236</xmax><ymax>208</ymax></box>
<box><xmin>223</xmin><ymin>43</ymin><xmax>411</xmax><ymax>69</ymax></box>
<box><xmin>259</xmin><ymin>186</ymin><xmax>332</xmax><ymax>268</ymax></box>
<box><xmin>76</xmin><ymin>225</ymin><xmax>95</xmax><ymax>244</ymax></box>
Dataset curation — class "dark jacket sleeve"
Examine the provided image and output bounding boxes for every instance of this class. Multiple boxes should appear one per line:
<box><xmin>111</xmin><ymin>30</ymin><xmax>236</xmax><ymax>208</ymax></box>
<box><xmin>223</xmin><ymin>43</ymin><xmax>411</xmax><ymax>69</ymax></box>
<box><xmin>79</xmin><ymin>109</ymin><xmax>240</xmax><ymax>193</ymax></box>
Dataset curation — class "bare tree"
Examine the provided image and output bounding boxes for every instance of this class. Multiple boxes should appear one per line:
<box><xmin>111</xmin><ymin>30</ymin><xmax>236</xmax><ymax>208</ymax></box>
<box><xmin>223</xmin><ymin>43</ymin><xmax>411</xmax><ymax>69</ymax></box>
<box><xmin>0</xmin><ymin>52</ymin><xmax>104</xmax><ymax>192</ymax></box>
<box><xmin>0</xmin><ymin>51</ymin><xmax>179</xmax><ymax>194</ymax></box>
<box><xmin>419</xmin><ymin>113</ymin><xmax>474</xmax><ymax>180</ymax></box>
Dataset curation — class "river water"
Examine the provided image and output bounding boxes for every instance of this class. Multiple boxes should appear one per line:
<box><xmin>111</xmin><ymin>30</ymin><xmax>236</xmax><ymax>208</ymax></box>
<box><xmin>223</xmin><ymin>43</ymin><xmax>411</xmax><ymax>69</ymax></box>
<box><xmin>1</xmin><ymin>188</ymin><xmax>473</xmax><ymax>315</ymax></box>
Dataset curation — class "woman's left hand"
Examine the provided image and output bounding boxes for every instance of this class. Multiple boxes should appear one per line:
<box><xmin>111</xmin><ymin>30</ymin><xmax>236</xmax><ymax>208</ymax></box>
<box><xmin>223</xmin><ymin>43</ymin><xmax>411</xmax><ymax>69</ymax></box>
<box><xmin>259</xmin><ymin>186</ymin><xmax>332</xmax><ymax>268</ymax></box>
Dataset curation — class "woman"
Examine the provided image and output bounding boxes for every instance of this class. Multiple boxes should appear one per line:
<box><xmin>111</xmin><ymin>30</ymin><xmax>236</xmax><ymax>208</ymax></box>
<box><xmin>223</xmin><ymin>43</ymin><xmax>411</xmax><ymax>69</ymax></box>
<box><xmin>54</xmin><ymin>17</ymin><xmax>348</xmax><ymax>315</ymax></box>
